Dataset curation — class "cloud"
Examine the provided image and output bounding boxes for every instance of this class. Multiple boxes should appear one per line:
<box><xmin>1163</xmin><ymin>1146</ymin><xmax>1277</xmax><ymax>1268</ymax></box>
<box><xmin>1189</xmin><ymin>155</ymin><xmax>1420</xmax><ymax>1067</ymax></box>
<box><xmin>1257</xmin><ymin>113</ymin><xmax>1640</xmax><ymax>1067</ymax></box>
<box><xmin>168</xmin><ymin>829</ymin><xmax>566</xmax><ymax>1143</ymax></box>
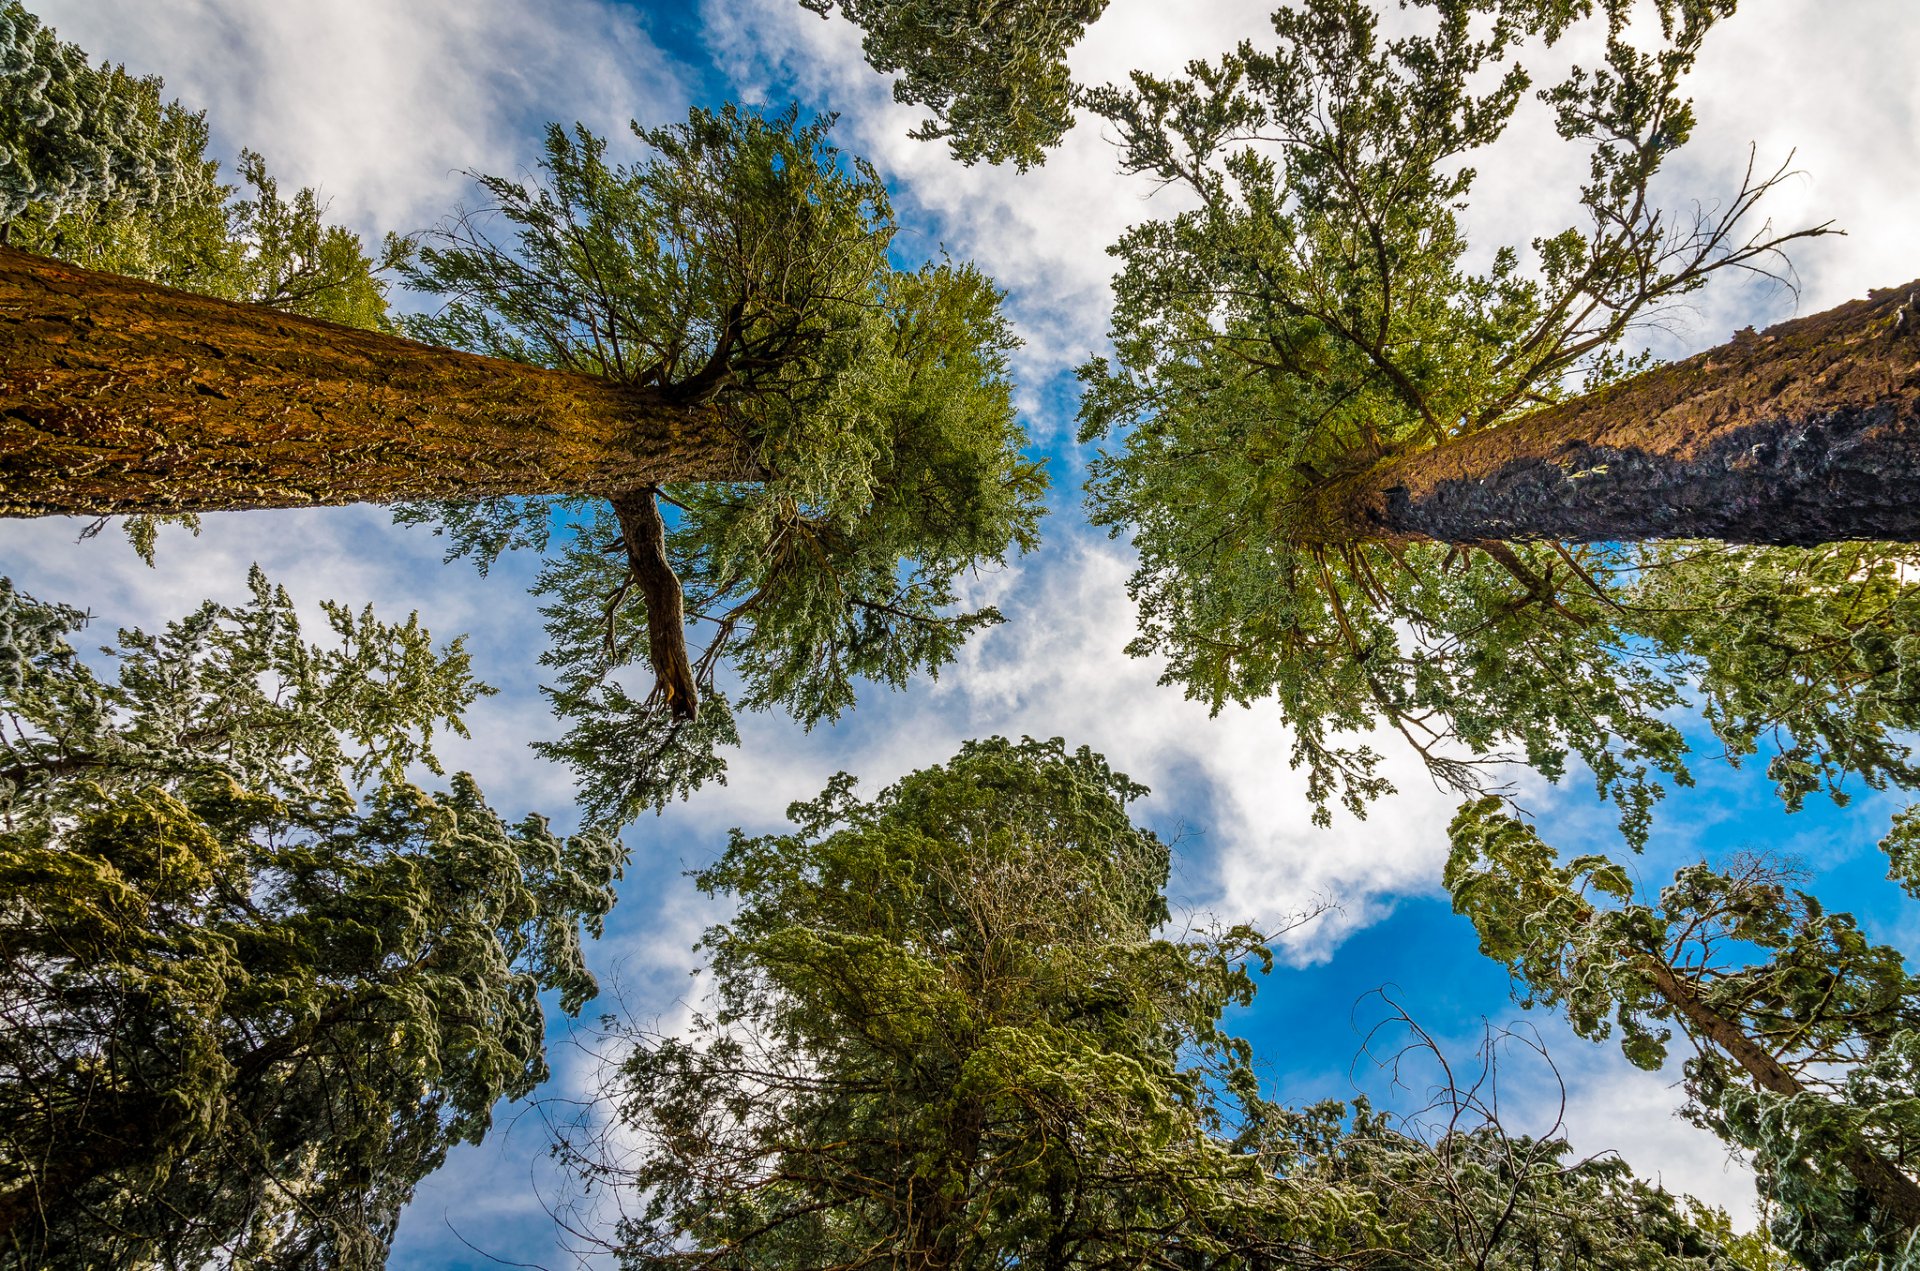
<box><xmin>32</xmin><ymin>0</ymin><xmax>690</xmax><ymax>245</ymax></box>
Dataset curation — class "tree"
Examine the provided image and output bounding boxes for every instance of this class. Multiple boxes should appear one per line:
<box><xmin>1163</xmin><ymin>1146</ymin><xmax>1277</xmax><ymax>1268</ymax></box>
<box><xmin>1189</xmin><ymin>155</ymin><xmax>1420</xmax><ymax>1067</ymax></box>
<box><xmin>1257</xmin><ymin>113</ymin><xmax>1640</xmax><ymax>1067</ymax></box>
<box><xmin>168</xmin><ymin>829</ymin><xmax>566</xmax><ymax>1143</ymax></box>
<box><xmin>560</xmin><ymin>736</ymin><xmax>1293</xmax><ymax>1269</ymax></box>
<box><xmin>390</xmin><ymin>108</ymin><xmax>1044</xmax><ymax>820</ymax></box>
<box><xmin>0</xmin><ymin>91</ymin><xmax>1045</xmax><ymax>821</ymax></box>
<box><xmin>559</xmin><ymin>736</ymin><xmax>1749</xmax><ymax>1269</ymax></box>
<box><xmin>806</xmin><ymin>0</ymin><xmax>1920</xmax><ymax>854</ymax></box>
<box><xmin>0</xmin><ymin>569</ymin><xmax>623</xmax><ymax>1269</ymax></box>
<box><xmin>800</xmin><ymin>0</ymin><xmax>1111</xmax><ymax>169</ymax></box>
<box><xmin>1448</xmin><ymin>799</ymin><xmax>1920</xmax><ymax>1267</ymax></box>
<box><xmin>1039</xmin><ymin>0</ymin><xmax>1920</xmax><ymax>856</ymax></box>
<box><xmin>0</xmin><ymin>0</ymin><xmax>176</xmax><ymax>231</ymax></box>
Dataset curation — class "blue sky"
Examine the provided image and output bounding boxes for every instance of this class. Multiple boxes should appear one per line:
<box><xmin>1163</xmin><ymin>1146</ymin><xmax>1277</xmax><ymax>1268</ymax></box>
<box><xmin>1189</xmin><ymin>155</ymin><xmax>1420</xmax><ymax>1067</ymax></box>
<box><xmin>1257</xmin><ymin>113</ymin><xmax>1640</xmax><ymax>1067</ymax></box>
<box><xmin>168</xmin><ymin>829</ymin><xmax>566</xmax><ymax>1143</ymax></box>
<box><xmin>8</xmin><ymin>0</ymin><xmax>1920</xmax><ymax>1264</ymax></box>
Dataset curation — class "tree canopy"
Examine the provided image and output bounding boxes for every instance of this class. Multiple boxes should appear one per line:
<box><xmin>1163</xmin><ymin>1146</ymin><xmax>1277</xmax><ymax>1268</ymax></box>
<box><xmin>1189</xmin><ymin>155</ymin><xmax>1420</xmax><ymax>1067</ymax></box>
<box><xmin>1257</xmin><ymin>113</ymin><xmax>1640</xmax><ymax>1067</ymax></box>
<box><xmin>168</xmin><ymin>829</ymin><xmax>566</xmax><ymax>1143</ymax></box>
<box><xmin>560</xmin><ymin>736</ymin><xmax>1754</xmax><ymax>1269</ymax></box>
<box><xmin>1449</xmin><ymin>799</ymin><xmax>1920</xmax><ymax>1265</ymax></box>
<box><xmin>562</xmin><ymin>736</ymin><xmax>1288</xmax><ymax>1267</ymax></box>
<box><xmin>397</xmin><ymin>107</ymin><xmax>1045</xmax><ymax>823</ymax></box>
<box><xmin>0</xmin><ymin>571</ymin><xmax>621</xmax><ymax>1268</ymax></box>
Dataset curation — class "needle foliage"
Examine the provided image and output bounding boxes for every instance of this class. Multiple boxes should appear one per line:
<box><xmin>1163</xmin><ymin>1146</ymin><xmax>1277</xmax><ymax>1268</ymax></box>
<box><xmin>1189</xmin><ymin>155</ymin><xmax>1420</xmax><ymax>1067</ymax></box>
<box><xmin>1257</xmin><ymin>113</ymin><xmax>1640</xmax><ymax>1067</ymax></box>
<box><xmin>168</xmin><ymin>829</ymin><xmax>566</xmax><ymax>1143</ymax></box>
<box><xmin>0</xmin><ymin>572</ymin><xmax>621</xmax><ymax>1269</ymax></box>
<box><xmin>398</xmin><ymin>107</ymin><xmax>1045</xmax><ymax>826</ymax></box>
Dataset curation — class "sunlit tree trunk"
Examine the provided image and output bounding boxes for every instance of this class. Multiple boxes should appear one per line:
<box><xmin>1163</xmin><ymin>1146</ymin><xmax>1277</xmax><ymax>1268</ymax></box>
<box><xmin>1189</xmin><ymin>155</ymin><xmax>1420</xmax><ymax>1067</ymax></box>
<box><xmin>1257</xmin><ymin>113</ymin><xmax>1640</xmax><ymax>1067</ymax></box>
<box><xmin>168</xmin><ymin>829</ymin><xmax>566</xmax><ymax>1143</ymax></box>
<box><xmin>1643</xmin><ymin>959</ymin><xmax>1920</xmax><ymax>1231</ymax></box>
<box><xmin>0</xmin><ymin>247</ymin><xmax>760</xmax><ymax>517</ymax></box>
<box><xmin>1304</xmin><ymin>281</ymin><xmax>1920</xmax><ymax>548</ymax></box>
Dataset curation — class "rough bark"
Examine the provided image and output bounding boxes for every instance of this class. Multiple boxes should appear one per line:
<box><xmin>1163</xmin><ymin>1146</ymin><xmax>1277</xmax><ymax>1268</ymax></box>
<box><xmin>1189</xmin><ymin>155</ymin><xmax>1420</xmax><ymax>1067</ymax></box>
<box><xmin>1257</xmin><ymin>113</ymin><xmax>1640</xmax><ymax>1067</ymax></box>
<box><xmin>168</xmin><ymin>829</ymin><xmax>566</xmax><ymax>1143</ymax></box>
<box><xmin>1646</xmin><ymin>959</ymin><xmax>1920</xmax><ymax>1233</ymax></box>
<box><xmin>1303</xmin><ymin>280</ymin><xmax>1920</xmax><ymax>547</ymax></box>
<box><xmin>0</xmin><ymin>246</ymin><xmax>762</xmax><ymax>517</ymax></box>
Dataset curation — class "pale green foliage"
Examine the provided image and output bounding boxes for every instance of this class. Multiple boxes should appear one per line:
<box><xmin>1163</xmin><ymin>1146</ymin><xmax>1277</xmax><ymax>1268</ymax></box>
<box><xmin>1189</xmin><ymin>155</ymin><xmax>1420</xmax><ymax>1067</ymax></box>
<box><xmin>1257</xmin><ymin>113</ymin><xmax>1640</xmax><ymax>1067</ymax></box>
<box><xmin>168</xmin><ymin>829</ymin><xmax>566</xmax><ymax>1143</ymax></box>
<box><xmin>0</xmin><ymin>573</ymin><xmax>622</xmax><ymax>1269</ymax></box>
<box><xmin>799</xmin><ymin>0</ymin><xmax>1108</xmax><ymax>168</ymax></box>
<box><xmin>1075</xmin><ymin>0</ymin><xmax>1849</xmax><ymax>841</ymax></box>
<box><xmin>566</xmin><ymin>737</ymin><xmax>1284</xmax><ymax>1268</ymax></box>
<box><xmin>398</xmin><ymin>107</ymin><xmax>1045</xmax><ymax>824</ymax></box>
<box><xmin>0</xmin><ymin>1</ymin><xmax>176</xmax><ymax>225</ymax></box>
<box><xmin>1447</xmin><ymin>798</ymin><xmax>1920</xmax><ymax>1265</ymax></box>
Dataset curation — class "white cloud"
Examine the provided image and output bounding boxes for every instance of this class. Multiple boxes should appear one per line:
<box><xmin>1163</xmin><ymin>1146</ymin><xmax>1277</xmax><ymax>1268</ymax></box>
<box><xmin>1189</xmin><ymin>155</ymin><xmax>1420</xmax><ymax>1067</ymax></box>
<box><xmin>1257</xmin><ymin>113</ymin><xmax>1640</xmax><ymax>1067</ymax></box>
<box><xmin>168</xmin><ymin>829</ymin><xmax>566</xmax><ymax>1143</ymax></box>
<box><xmin>33</xmin><ymin>0</ymin><xmax>690</xmax><ymax>246</ymax></box>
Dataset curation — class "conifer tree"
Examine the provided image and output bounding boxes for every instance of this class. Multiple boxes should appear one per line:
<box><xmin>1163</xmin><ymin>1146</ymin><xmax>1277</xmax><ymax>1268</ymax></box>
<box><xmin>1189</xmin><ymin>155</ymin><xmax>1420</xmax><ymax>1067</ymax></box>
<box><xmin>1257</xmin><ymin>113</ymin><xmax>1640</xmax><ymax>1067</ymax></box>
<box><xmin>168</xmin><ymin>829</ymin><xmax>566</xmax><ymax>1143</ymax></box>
<box><xmin>1448</xmin><ymin>801</ymin><xmax>1920</xmax><ymax>1266</ymax></box>
<box><xmin>0</xmin><ymin>9</ymin><xmax>1044</xmax><ymax>820</ymax></box>
<box><xmin>0</xmin><ymin>572</ymin><xmax>622</xmax><ymax>1269</ymax></box>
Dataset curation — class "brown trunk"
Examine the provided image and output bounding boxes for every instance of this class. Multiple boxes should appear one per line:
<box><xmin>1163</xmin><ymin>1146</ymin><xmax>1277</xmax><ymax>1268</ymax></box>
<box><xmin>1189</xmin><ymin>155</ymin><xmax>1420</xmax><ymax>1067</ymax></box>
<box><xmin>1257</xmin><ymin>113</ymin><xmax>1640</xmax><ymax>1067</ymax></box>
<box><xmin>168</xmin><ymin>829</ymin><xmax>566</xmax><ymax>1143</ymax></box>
<box><xmin>611</xmin><ymin>489</ymin><xmax>698</xmax><ymax>722</ymax></box>
<box><xmin>1304</xmin><ymin>281</ymin><xmax>1920</xmax><ymax>547</ymax></box>
<box><xmin>0</xmin><ymin>246</ymin><xmax>762</xmax><ymax>517</ymax></box>
<box><xmin>1647</xmin><ymin>959</ymin><xmax>1920</xmax><ymax>1232</ymax></box>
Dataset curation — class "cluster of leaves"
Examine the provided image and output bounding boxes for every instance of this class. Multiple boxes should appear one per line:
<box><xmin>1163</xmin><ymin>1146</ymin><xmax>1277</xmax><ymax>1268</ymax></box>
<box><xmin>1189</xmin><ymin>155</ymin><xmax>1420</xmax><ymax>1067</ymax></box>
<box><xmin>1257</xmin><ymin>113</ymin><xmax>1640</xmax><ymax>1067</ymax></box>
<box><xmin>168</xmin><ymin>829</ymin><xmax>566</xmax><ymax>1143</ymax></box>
<box><xmin>1448</xmin><ymin>798</ymin><xmax>1920</xmax><ymax>1266</ymax></box>
<box><xmin>397</xmin><ymin>107</ymin><xmax>1045</xmax><ymax>825</ymax></box>
<box><xmin>801</xmin><ymin>0</ymin><xmax>1110</xmax><ymax>169</ymax></box>
<box><xmin>560</xmin><ymin>737</ymin><xmax>1288</xmax><ymax>1268</ymax></box>
<box><xmin>1072</xmin><ymin>0</ymin><xmax>1848</xmax><ymax>840</ymax></box>
<box><xmin>1251</xmin><ymin>1095</ymin><xmax>1742</xmax><ymax>1268</ymax></box>
<box><xmin>0</xmin><ymin>573</ymin><xmax>622</xmax><ymax>1269</ymax></box>
<box><xmin>0</xmin><ymin>0</ymin><xmax>178</xmax><ymax>226</ymax></box>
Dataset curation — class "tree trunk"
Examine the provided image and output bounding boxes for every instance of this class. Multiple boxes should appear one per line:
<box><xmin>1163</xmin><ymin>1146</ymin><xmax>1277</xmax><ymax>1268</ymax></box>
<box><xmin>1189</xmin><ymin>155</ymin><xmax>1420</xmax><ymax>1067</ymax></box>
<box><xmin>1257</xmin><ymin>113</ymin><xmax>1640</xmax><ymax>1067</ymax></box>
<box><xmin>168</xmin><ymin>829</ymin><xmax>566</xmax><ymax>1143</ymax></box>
<box><xmin>1304</xmin><ymin>280</ymin><xmax>1920</xmax><ymax>547</ymax></box>
<box><xmin>0</xmin><ymin>246</ymin><xmax>762</xmax><ymax>517</ymax></box>
<box><xmin>1646</xmin><ymin>959</ymin><xmax>1920</xmax><ymax>1232</ymax></box>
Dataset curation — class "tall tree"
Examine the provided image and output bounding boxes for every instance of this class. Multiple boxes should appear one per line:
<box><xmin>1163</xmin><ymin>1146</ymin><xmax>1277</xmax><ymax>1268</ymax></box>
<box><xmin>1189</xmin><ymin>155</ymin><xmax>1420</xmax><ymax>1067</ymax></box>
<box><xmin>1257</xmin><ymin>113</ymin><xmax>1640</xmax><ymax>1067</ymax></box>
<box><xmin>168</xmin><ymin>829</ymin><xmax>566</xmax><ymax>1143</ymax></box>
<box><xmin>0</xmin><ymin>570</ymin><xmax>622</xmax><ymax>1269</ymax></box>
<box><xmin>561</xmin><ymin>736</ymin><xmax>1749</xmax><ymax>1269</ymax></box>
<box><xmin>0</xmin><ymin>85</ymin><xmax>1045</xmax><ymax>818</ymax></box>
<box><xmin>561</xmin><ymin>736</ymin><xmax>1292</xmax><ymax>1269</ymax></box>
<box><xmin>1051</xmin><ymin>0</ymin><xmax>1920</xmax><ymax>853</ymax></box>
<box><xmin>1448</xmin><ymin>800</ymin><xmax>1920</xmax><ymax>1267</ymax></box>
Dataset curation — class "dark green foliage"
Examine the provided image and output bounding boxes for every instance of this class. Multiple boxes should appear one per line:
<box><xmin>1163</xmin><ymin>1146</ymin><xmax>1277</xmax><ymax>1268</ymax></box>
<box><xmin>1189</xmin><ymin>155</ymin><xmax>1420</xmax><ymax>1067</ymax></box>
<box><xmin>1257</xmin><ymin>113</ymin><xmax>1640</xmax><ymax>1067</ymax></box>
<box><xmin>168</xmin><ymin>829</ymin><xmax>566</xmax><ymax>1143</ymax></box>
<box><xmin>0</xmin><ymin>573</ymin><xmax>622</xmax><ymax>1269</ymax></box>
<box><xmin>800</xmin><ymin>0</ymin><xmax>1109</xmax><ymax>168</ymax></box>
<box><xmin>398</xmin><ymin>107</ymin><xmax>1045</xmax><ymax>824</ymax></box>
<box><xmin>565</xmin><ymin>736</ymin><xmax>1282</xmax><ymax>1268</ymax></box>
<box><xmin>1448</xmin><ymin>799</ymin><xmax>1920</xmax><ymax>1265</ymax></box>
<box><xmin>1074</xmin><ymin>0</ymin><xmax>1856</xmax><ymax>843</ymax></box>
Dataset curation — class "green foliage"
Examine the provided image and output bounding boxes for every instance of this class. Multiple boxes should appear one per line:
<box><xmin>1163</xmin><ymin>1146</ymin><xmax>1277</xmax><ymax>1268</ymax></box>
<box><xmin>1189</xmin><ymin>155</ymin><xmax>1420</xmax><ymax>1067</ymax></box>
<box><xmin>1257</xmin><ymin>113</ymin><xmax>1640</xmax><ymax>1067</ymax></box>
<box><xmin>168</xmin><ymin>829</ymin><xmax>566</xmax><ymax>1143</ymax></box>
<box><xmin>1074</xmin><ymin>0</ymin><xmax>1852</xmax><ymax>842</ymax></box>
<box><xmin>0</xmin><ymin>4</ymin><xmax>393</xmax><ymax>324</ymax></box>
<box><xmin>1251</xmin><ymin>1096</ymin><xmax>1736</xmax><ymax>1268</ymax></box>
<box><xmin>0</xmin><ymin>1</ymin><xmax>176</xmax><ymax>225</ymax></box>
<box><xmin>0</xmin><ymin>572</ymin><xmax>622</xmax><ymax>1269</ymax></box>
<box><xmin>800</xmin><ymin>0</ymin><xmax>1109</xmax><ymax>168</ymax></box>
<box><xmin>399</xmin><ymin>107</ymin><xmax>1044</xmax><ymax>825</ymax></box>
<box><xmin>1447</xmin><ymin>797</ymin><xmax>1920</xmax><ymax>1265</ymax></box>
<box><xmin>567</xmin><ymin>736</ymin><xmax>1283</xmax><ymax>1268</ymax></box>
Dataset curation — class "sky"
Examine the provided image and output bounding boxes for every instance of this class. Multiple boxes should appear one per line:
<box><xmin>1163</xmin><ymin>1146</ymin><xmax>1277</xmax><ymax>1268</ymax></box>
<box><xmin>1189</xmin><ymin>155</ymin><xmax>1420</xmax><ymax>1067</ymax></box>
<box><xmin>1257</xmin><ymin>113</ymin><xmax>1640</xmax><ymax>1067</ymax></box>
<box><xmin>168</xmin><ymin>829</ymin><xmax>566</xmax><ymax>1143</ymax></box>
<box><xmin>8</xmin><ymin>0</ymin><xmax>1920</xmax><ymax>1264</ymax></box>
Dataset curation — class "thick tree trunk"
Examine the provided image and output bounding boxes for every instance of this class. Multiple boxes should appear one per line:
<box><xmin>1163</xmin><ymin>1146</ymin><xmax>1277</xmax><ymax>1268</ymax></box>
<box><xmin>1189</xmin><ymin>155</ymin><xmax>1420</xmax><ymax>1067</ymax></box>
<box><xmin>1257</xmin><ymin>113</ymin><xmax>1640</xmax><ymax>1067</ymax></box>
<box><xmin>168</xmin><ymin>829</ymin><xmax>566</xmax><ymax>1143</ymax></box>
<box><xmin>1305</xmin><ymin>280</ymin><xmax>1920</xmax><ymax>547</ymax></box>
<box><xmin>0</xmin><ymin>246</ymin><xmax>761</xmax><ymax>517</ymax></box>
<box><xmin>1646</xmin><ymin>959</ymin><xmax>1920</xmax><ymax>1233</ymax></box>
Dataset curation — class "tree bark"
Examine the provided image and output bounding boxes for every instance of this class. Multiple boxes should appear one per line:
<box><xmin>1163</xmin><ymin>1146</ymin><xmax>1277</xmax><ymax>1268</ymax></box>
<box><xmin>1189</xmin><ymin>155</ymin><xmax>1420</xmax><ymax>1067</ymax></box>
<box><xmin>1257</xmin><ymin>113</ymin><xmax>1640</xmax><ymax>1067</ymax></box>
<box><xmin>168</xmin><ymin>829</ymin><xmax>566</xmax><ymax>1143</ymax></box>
<box><xmin>611</xmin><ymin>489</ymin><xmax>698</xmax><ymax>722</ymax></box>
<box><xmin>1302</xmin><ymin>280</ymin><xmax>1920</xmax><ymax>547</ymax></box>
<box><xmin>0</xmin><ymin>246</ymin><xmax>762</xmax><ymax>517</ymax></box>
<box><xmin>1646</xmin><ymin>959</ymin><xmax>1920</xmax><ymax>1233</ymax></box>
